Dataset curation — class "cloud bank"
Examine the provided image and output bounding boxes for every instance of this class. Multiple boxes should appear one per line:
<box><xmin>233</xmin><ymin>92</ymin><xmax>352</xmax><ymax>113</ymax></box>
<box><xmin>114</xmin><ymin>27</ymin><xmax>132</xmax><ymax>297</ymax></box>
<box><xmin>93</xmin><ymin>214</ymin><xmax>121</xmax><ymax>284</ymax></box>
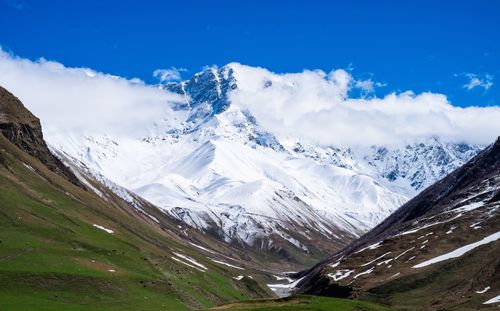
<box><xmin>228</xmin><ymin>63</ymin><xmax>500</xmax><ymax>146</ymax></box>
<box><xmin>0</xmin><ymin>50</ymin><xmax>498</xmax><ymax>147</ymax></box>
<box><xmin>0</xmin><ymin>49</ymin><xmax>182</xmax><ymax>137</ymax></box>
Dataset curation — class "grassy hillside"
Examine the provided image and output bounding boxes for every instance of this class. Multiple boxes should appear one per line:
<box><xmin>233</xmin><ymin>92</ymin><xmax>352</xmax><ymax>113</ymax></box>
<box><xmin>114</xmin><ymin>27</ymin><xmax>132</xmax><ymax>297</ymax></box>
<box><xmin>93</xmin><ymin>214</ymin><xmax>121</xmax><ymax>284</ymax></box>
<box><xmin>0</xmin><ymin>132</ymin><xmax>270</xmax><ymax>310</ymax></box>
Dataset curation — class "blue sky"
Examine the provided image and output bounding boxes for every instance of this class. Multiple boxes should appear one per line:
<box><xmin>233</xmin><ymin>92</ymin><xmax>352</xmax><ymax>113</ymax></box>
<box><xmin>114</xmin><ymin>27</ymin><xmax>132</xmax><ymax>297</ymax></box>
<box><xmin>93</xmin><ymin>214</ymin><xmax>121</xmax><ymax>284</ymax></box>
<box><xmin>0</xmin><ymin>0</ymin><xmax>499</xmax><ymax>107</ymax></box>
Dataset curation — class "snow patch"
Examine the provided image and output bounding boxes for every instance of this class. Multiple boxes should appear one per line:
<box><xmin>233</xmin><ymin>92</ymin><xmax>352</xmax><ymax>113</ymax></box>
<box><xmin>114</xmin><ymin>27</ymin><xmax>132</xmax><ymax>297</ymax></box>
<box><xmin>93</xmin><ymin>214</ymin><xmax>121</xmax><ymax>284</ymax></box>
<box><xmin>209</xmin><ymin>258</ymin><xmax>245</xmax><ymax>270</ymax></box>
<box><xmin>171</xmin><ymin>256</ymin><xmax>206</xmax><ymax>272</ymax></box>
<box><xmin>189</xmin><ymin>242</ymin><xmax>217</xmax><ymax>254</ymax></box>
<box><xmin>327</xmin><ymin>269</ymin><xmax>355</xmax><ymax>281</ymax></box>
<box><xmin>413</xmin><ymin>231</ymin><xmax>500</xmax><ymax>268</ymax></box>
<box><xmin>446</xmin><ymin>225</ymin><xmax>457</xmax><ymax>234</ymax></box>
<box><xmin>355</xmin><ymin>241</ymin><xmax>383</xmax><ymax>254</ymax></box>
<box><xmin>93</xmin><ymin>224</ymin><xmax>114</xmax><ymax>234</ymax></box>
<box><xmin>361</xmin><ymin>252</ymin><xmax>391</xmax><ymax>267</ymax></box>
<box><xmin>389</xmin><ymin>272</ymin><xmax>400</xmax><ymax>279</ymax></box>
<box><xmin>406</xmin><ymin>256</ymin><xmax>416</xmax><ymax>262</ymax></box>
<box><xmin>483</xmin><ymin>294</ymin><xmax>500</xmax><ymax>305</ymax></box>
<box><xmin>377</xmin><ymin>259</ymin><xmax>393</xmax><ymax>266</ymax></box>
<box><xmin>453</xmin><ymin>201</ymin><xmax>485</xmax><ymax>213</ymax></box>
<box><xmin>354</xmin><ymin>266</ymin><xmax>375</xmax><ymax>279</ymax></box>
<box><xmin>172</xmin><ymin>252</ymin><xmax>207</xmax><ymax>271</ymax></box>
<box><xmin>394</xmin><ymin>247</ymin><xmax>415</xmax><ymax>260</ymax></box>
<box><xmin>400</xmin><ymin>213</ymin><xmax>462</xmax><ymax>236</ymax></box>
<box><xmin>476</xmin><ymin>286</ymin><xmax>490</xmax><ymax>294</ymax></box>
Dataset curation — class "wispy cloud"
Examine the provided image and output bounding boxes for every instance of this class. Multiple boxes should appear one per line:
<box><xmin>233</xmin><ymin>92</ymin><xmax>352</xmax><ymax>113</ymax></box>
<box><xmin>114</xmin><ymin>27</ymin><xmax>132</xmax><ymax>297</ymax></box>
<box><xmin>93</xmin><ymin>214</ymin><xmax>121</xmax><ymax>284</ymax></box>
<box><xmin>354</xmin><ymin>78</ymin><xmax>386</xmax><ymax>95</ymax></box>
<box><xmin>456</xmin><ymin>72</ymin><xmax>494</xmax><ymax>91</ymax></box>
<box><xmin>153</xmin><ymin>67</ymin><xmax>187</xmax><ymax>83</ymax></box>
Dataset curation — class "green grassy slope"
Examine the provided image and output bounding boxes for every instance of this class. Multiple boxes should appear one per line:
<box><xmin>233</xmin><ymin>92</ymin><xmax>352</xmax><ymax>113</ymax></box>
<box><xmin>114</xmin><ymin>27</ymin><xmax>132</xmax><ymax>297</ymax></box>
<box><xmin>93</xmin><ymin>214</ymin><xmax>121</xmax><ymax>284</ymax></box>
<box><xmin>0</xmin><ymin>133</ymin><xmax>268</xmax><ymax>310</ymax></box>
<box><xmin>210</xmin><ymin>295</ymin><xmax>392</xmax><ymax>311</ymax></box>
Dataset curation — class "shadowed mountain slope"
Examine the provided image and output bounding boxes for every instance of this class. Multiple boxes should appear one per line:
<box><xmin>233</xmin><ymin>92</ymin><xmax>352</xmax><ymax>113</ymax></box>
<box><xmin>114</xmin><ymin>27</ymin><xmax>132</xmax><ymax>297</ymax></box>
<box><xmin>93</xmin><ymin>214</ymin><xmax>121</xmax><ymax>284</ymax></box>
<box><xmin>296</xmin><ymin>137</ymin><xmax>500</xmax><ymax>310</ymax></box>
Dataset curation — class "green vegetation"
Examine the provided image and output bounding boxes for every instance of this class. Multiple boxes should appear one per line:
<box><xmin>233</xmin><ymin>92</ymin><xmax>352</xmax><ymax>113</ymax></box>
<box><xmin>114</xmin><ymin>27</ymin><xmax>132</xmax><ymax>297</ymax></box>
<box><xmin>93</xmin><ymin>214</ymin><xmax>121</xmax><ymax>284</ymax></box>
<box><xmin>0</xmin><ymin>137</ymin><xmax>264</xmax><ymax>310</ymax></box>
<box><xmin>210</xmin><ymin>295</ymin><xmax>392</xmax><ymax>311</ymax></box>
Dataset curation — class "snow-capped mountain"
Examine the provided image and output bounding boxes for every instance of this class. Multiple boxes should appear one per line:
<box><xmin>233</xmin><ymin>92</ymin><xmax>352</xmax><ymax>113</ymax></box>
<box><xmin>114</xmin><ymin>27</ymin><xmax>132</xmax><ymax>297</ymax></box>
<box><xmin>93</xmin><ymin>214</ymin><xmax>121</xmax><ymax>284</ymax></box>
<box><xmin>47</xmin><ymin>64</ymin><xmax>483</xmax><ymax>256</ymax></box>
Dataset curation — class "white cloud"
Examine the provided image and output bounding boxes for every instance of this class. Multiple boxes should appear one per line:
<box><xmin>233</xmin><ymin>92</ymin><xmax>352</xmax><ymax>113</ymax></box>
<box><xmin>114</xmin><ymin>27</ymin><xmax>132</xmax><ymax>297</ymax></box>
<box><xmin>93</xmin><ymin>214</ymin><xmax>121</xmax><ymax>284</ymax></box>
<box><xmin>153</xmin><ymin>67</ymin><xmax>187</xmax><ymax>83</ymax></box>
<box><xmin>0</xmin><ymin>51</ymin><xmax>498</xmax><ymax>147</ymax></box>
<box><xmin>0</xmin><ymin>49</ymin><xmax>183</xmax><ymax>137</ymax></box>
<box><xmin>228</xmin><ymin>63</ymin><xmax>500</xmax><ymax>146</ymax></box>
<box><xmin>460</xmin><ymin>72</ymin><xmax>494</xmax><ymax>91</ymax></box>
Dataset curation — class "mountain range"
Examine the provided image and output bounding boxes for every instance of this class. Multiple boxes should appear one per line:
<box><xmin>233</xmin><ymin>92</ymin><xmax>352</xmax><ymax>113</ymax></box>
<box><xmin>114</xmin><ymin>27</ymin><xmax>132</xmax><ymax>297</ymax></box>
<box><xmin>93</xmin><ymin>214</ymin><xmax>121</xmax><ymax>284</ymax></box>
<box><xmin>45</xmin><ymin>64</ymin><xmax>482</xmax><ymax>266</ymax></box>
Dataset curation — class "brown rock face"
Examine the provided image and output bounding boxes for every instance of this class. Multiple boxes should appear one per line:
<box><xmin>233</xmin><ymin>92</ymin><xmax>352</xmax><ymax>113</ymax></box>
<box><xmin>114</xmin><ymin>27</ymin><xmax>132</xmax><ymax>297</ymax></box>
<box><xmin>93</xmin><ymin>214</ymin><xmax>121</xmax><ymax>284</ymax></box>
<box><xmin>0</xmin><ymin>85</ymin><xmax>81</xmax><ymax>186</ymax></box>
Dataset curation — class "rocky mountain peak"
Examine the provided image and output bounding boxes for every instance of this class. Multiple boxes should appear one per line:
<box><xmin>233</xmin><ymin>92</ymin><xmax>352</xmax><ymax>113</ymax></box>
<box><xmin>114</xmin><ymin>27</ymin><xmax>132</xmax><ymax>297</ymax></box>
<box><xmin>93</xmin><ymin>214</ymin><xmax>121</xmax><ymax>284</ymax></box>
<box><xmin>163</xmin><ymin>65</ymin><xmax>237</xmax><ymax>115</ymax></box>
